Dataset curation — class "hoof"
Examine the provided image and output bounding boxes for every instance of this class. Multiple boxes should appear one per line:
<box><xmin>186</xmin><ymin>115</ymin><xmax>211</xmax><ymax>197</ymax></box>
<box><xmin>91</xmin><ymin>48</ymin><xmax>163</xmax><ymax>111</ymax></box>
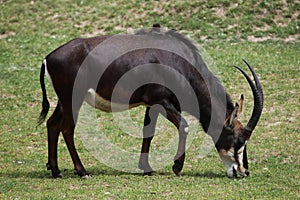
<box><xmin>74</xmin><ymin>169</ymin><xmax>90</xmax><ymax>178</ymax></box>
<box><xmin>46</xmin><ymin>163</ymin><xmax>51</xmax><ymax>170</ymax></box>
<box><xmin>52</xmin><ymin>168</ymin><xmax>63</xmax><ymax>178</ymax></box>
<box><xmin>143</xmin><ymin>171</ymin><xmax>155</xmax><ymax>176</ymax></box>
<box><xmin>172</xmin><ymin>164</ymin><xmax>182</xmax><ymax>177</ymax></box>
<box><xmin>46</xmin><ymin>163</ymin><xmax>62</xmax><ymax>178</ymax></box>
<box><xmin>53</xmin><ymin>172</ymin><xmax>63</xmax><ymax>178</ymax></box>
<box><xmin>139</xmin><ymin>164</ymin><xmax>154</xmax><ymax>176</ymax></box>
<box><xmin>80</xmin><ymin>174</ymin><xmax>92</xmax><ymax>179</ymax></box>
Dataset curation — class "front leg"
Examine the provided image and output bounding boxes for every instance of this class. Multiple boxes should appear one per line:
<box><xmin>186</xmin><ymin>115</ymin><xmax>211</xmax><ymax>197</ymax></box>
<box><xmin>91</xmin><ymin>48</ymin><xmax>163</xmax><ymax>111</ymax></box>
<box><xmin>139</xmin><ymin>106</ymin><xmax>159</xmax><ymax>176</ymax></box>
<box><xmin>172</xmin><ymin>120</ymin><xmax>188</xmax><ymax>177</ymax></box>
<box><xmin>162</xmin><ymin>101</ymin><xmax>188</xmax><ymax>177</ymax></box>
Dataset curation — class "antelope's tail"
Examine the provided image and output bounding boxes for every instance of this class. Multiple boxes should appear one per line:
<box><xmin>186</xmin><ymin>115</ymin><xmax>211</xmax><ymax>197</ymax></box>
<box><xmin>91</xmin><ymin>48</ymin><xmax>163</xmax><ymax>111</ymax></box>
<box><xmin>37</xmin><ymin>59</ymin><xmax>50</xmax><ymax>126</ymax></box>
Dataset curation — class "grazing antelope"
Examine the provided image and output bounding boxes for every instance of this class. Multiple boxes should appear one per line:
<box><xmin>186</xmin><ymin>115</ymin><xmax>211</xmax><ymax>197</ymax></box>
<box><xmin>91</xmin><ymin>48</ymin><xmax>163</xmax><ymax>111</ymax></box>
<box><xmin>38</xmin><ymin>25</ymin><xmax>263</xmax><ymax>178</ymax></box>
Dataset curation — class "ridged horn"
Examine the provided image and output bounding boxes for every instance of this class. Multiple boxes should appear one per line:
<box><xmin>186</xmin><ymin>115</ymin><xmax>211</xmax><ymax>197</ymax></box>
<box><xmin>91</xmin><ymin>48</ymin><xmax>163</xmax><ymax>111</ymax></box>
<box><xmin>234</xmin><ymin>59</ymin><xmax>264</xmax><ymax>138</ymax></box>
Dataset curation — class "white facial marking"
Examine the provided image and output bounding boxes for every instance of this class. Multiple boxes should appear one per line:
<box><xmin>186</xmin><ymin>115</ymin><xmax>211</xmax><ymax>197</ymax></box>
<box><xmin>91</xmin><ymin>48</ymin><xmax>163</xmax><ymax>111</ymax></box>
<box><xmin>85</xmin><ymin>88</ymin><xmax>146</xmax><ymax>112</ymax></box>
<box><xmin>237</xmin><ymin>145</ymin><xmax>245</xmax><ymax>165</ymax></box>
<box><xmin>218</xmin><ymin>148</ymin><xmax>238</xmax><ymax>178</ymax></box>
<box><xmin>44</xmin><ymin>59</ymin><xmax>53</xmax><ymax>87</ymax></box>
<box><xmin>227</xmin><ymin>162</ymin><xmax>238</xmax><ymax>178</ymax></box>
<box><xmin>219</xmin><ymin>142</ymin><xmax>249</xmax><ymax>177</ymax></box>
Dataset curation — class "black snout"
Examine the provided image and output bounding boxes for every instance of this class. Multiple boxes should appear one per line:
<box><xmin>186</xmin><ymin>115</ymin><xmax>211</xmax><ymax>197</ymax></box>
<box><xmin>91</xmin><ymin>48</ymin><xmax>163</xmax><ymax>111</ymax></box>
<box><xmin>233</xmin><ymin>167</ymin><xmax>237</xmax><ymax>179</ymax></box>
<box><xmin>245</xmin><ymin>170</ymin><xmax>250</xmax><ymax>176</ymax></box>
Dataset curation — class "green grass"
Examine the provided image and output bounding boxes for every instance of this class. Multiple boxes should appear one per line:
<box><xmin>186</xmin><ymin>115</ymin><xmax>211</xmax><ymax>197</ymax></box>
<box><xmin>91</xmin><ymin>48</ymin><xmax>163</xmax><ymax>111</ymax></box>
<box><xmin>0</xmin><ymin>0</ymin><xmax>299</xmax><ymax>199</ymax></box>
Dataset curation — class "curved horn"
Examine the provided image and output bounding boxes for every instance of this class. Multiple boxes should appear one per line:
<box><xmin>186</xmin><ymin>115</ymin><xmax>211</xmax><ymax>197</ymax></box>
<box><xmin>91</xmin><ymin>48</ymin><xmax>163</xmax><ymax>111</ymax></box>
<box><xmin>234</xmin><ymin>59</ymin><xmax>264</xmax><ymax>137</ymax></box>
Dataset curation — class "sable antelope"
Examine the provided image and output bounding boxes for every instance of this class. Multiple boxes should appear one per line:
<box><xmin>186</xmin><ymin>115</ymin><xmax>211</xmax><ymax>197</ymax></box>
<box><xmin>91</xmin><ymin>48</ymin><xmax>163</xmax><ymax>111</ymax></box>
<box><xmin>38</xmin><ymin>25</ymin><xmax>263</xmax><ymax>178</ymax></box>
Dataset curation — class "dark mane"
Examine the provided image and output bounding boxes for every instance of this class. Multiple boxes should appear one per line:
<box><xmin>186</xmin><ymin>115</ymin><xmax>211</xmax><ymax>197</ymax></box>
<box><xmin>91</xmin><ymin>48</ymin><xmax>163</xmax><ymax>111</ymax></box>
<box><xmin>167</xmin><ymin>30</ymin><xmax>235</xmax><ymax>115</ymax></box>
<box><xmin>135</xmin><ymin>26</ymin><xmax>235</xmax><ymax>115</ymax></box>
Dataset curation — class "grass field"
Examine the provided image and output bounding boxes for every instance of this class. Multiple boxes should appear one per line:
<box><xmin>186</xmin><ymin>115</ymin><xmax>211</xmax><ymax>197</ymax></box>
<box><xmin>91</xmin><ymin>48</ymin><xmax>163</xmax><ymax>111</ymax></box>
<box><xmin>0</xmin><ymin>0</ymin><xmax>299</xmax><ymax>199</ymax></box>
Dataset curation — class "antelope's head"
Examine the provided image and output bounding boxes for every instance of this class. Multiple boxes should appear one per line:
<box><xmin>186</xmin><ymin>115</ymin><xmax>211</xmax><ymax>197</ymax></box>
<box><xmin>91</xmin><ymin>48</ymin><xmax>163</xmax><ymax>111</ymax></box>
<box><xmin>216</xmin><ymin>60</ymin><xmax>264</xmax><ymax>178</ymax></box>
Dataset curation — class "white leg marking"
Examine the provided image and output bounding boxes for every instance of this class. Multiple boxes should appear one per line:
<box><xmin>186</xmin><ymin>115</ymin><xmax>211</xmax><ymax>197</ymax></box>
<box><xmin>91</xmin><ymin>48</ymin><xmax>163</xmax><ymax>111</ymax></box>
<box><xmin>184</xmin><ymin>127</ymin><xmax>189</xmax><ymax>133</ymax></box>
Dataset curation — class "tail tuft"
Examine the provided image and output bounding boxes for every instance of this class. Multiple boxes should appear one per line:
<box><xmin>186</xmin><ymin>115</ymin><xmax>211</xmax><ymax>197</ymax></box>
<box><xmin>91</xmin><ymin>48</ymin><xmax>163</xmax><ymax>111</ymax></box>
<box><xmin>37</xmin><ymin>59</ymin><xmax>50</xmax><ymax>126</ymax></box>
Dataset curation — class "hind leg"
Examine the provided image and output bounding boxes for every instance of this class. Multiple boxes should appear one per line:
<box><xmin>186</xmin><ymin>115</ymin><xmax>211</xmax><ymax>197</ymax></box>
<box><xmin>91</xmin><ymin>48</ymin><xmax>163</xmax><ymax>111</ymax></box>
<box><xmin>60</xmin><ymin>95</ymin><xmax>90</xmax><ymax>178</ymax></box>
<box><xmin>46</xmin><ymin>102</ymin><xmax>63</xmax><ymax>178</ymax></box>
<box><xmin>61</xmin><ymin>121</ymin><xmax>89</xmax><ymax>178</ymax></box>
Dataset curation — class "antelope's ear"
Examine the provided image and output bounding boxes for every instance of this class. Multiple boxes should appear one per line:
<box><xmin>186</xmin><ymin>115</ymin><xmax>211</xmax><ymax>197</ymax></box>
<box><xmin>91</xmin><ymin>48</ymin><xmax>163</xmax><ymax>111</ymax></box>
<box><xmin>225</xmin><ymin>94</ymin><xmax>244</xmax><ymax>128</ymax></box>
<box><xmin>237</xmin><ymin>94</ymin><xmax>244</xmax><ymax>115</ymax></box>
<box><xmin>225</xmin><ymin>103</ymin><xmax>239</xmax><ymax>128</ymax></box>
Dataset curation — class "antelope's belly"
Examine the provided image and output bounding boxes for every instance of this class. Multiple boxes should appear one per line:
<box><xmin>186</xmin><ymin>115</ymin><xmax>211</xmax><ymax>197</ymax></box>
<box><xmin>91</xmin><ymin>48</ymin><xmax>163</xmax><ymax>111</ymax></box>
<box><xmin>84</xmin><ymin>88</ymin><xmax>146</xmax><ymax>112</ymax></box>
